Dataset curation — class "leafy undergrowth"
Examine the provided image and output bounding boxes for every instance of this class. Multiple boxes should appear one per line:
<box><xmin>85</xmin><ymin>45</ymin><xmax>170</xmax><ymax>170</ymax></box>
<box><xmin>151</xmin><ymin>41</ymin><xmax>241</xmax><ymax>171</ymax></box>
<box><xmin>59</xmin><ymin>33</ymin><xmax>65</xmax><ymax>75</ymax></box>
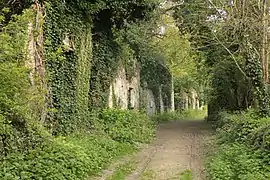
<box><xmin>141</xmin><ymin>169</ymin><xmax>157</xmax><ymax>180</ymax></box>
<box><xmin>106</xmin><ymin>159</ymin><xmax>136</xmax><ymax>180</ymax></box>
<box><xmin>99</xmin><ymin>109</ymin><xmax>156</xmax><ymax>144</ymax></box>
<box><xmin>1</xmin><ymin>135</ymin><xmax>134</xmax><ymax>180</ymax></box>
<box><xmin>179</xmin><ymin>170</ymin><xmax>193</xmax><ymax>180</ymax></box>
<box><xmin>152</xmin><ymin>109</ymin><xmax>207</xmax><ymax>123</ymax></box>
<box><xmin>206</xmin><ymin>111</ymin><xmax>270</xmax><ymax>180</ymax></box>
<box><xmin>0</xmin><ymin>109</ymin><xmax>155</xmax><ymax>180</ymax></box>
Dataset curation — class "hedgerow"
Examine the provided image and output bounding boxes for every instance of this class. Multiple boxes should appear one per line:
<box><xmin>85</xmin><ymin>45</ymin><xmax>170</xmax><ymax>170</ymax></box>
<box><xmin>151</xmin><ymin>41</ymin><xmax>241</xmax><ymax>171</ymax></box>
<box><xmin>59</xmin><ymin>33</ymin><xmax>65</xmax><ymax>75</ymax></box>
<box><xmin>99</xmin><ymin>109</ymin><xmax>156</xmax><ymax>143</ymax></box>
<box><xmin>207</xmin><ymin>143</ymin><xmax>269</xmax><ymax>180</ymax></box>
<box><xmin>0</xmin><ymin>109</ymin><xmax>155</xmax><ymax>179</ymax></box>
<box><xmin>1</xmin><ymin>1</ymin><xmax>160</xmax><ymax>179</ymax></box>
<box><xmin>206</xmin><ymin>111</ymin><xmax>270</xmax><ymax>180</ymax></box>
<box><xmin>152</xmin><ymin>109</ymin><xmax>207</xmax><ymax>123</ymax></box>
<box><xmin>0</xmin><ymin>135</ymin><xmax>134</xmax><ymax>180</ymax></box>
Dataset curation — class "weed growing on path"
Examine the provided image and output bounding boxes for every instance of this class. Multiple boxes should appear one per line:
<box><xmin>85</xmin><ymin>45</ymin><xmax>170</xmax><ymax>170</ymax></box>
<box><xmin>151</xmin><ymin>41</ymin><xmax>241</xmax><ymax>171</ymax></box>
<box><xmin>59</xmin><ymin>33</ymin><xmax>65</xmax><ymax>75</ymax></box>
<box><xmin>106</xmin><ymin>160</ymin><xmax>136</xmax><ymax>180</ymax></box>
<box><xmin>179</xmin><ymin>170</ymin><xmax>193</xmax><ymax>180</ymax></box>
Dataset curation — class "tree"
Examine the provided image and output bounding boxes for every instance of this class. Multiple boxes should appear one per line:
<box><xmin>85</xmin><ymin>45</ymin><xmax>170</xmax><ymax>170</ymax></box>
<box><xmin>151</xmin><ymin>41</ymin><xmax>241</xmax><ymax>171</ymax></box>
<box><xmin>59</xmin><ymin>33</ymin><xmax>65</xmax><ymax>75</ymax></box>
<box><xmin>170</xmin><ymin>0</ymin><xmax>270</xmax><ymax>116</ymax></box>
<box><xmin>153</xmin><ymin>11</ymin><xmax>204</xmax><ymax>110</ymax></box>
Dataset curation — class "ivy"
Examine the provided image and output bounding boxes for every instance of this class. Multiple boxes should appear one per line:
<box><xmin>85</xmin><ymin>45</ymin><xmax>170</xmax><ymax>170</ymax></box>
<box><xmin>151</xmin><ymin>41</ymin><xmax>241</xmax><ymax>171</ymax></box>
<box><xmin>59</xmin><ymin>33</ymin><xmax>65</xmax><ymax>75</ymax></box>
<box><xmin>245</xmin><ymin>42</ymin><xmax>270</xmax><ymax>117</ymax></box>
<box><xmin>0</xmin><ymin>8</ymin><xmax>48</xmax><ymax>156</ymax></box>
<box><xmin>43</xmin><ymin>0</ymin><xmax>168</xmax><ymax>134</ymax></box>
<box><xmin>89</xmin><ymin>35</ymin><xmax>120</xmax><ymax>110</ymax></box>
<box><xmin>0</xmin><ymin>0</ymin><xmax>170</xmax><ymax>157</ymax></box>
<box><xmin>44</xmin><ymin>1</ymin><xmax>93</xmax><ymax>134</ymax></box>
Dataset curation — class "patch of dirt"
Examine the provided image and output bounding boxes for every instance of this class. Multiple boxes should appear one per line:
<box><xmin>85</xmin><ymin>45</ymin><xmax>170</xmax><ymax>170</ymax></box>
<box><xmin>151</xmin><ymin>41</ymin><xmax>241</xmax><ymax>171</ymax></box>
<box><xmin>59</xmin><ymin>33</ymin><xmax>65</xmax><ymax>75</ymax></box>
<box><xmin>126</xmin><ymin>120</ymin><xmax>212</xmax><ymax>180</ymax></box>
<box><xmin>92</xmin><ymin>154</ymin><xmax>134</xmax><ymax>180</ymax></box>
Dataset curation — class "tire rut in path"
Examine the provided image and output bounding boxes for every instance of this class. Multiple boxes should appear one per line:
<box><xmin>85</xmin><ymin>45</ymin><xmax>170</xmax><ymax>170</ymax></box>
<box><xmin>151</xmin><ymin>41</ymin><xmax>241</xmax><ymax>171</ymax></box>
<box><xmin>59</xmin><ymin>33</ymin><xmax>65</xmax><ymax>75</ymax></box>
<box><xmin>126</xmin><ymin>120</ymin><xmax>212</xmax><ymax>180</ymax></box>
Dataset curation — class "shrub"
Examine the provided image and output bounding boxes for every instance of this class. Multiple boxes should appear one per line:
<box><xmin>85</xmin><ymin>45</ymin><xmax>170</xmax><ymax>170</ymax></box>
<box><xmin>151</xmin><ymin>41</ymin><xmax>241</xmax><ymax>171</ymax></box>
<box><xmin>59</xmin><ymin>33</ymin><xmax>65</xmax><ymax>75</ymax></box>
<box><xmin>0</xmin><ymin>108</ymin><xmax>155</xmax><ymax>180</ymax></box>
<box><xmin>99</xmin><ymin>109</ymin><xmax>155</xmax><ymax>144</ymax></box>
<box><xmin>250</xmin><ymin>123</ymin><xmax>270</xmax><ymax>151</ymax></box>
<box><xmin>207</xmin><ymin>143</ymin><xmax>270</xmax><ymax>180</ymax></box>
<box><xmin>151</xmin><ymin>112</ymin><xmax>183</xmax><ymax>122</ymax></box>
<box><xmin>0</xmin><ymin>9</ymin><xmax>46</xmax><ymax>157</ymax></box>
<box><xmin>0</xmin><ymin>135</ymin><xmax>134</xmax><ymax>180</ymax></box>
<box><xmin>206</xmin><ymin>110</ymin><xmax>270</xmax><ymax>180</ymax></box>
<box><xmin>151</xmin><ymin>109</ymin><xmax>207</xmax><ymax>123</ymax></box>
<box><xmin>215</xmin><ymin>111</ymin><xmax>270</xmax><ymax>149</ymax></box>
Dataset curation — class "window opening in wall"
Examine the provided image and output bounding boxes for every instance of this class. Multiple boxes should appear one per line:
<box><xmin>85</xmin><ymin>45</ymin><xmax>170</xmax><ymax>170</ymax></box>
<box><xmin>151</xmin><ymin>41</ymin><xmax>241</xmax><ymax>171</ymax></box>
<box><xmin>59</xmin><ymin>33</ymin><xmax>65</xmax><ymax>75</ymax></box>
<box><xmin>128</xmin><ymin>87</ymin><xmax>134</xmax><ymax>110</ymax></box>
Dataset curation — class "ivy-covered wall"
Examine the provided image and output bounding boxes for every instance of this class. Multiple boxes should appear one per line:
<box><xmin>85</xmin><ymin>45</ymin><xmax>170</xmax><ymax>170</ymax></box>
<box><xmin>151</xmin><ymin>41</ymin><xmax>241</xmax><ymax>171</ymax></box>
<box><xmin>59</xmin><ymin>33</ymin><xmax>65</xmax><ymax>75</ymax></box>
<box><xmin>0</xmin><ymin>4</ymin><xmax>48</xmax><ymax>157</ymax></box>
<box><xmin>107</xmin><ymin>64</ymin><xmax>141</xmax><ymax>110</ymax></box>
<box><xmin>0</xmin><ymin>0</ymin><xmax>172</xmax><ymax>139</ymax></box>
<box><xmin>44</xmin><ymin>1</ymin><xmax>93</xmax><ymax>135</ymax></box>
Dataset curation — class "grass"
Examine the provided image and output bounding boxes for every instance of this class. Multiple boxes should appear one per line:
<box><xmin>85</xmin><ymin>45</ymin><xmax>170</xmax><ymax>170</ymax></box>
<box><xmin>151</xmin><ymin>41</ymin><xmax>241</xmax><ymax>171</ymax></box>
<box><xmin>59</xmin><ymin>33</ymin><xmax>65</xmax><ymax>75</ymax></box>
<box><xmin>140</xmin><ymin>169</ymin><xmax>157</xmax><ymax>180</ymax></box>
<box><xmin>179</xmin><ymin>170</ymin><xmax>193</xmax><ymax>180</ymax></box>
<box><xmin>152</xmin><ymin>109</ymin><xmax>207</xmax><ymax>123</ymax></box>
<box><xmin>206</xmin><ymin>111</ymin><xmax>270</xmax><ymax>180</ymax></box>
<box><xmin>106</xmin><ymin>160</ymin><xmax>136</xmax><ymax>180</ymax></box>
<box><xmin>169</xmin><ymin>170</ymin><xmax>193</xmax><ymax>180</ymax></box>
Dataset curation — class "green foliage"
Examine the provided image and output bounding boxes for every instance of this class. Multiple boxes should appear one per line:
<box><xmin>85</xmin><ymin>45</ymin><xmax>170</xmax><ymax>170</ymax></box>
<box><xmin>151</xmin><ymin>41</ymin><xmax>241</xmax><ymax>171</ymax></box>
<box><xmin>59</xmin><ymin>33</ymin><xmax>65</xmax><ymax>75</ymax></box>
<box><xmin>152</xmin><ymin>109</ymin><xmax>207</xmax><ymax>123</ymax></box>
<box><xmin>99</xmin><ymin>109</ymin><xmax>156</xmax><ymax>144</ymax></box>
<box><xmin>121</xmin><ymin>21</ymin><xmax>172</xmax><ymax>104</ymax></box>
<box><xmin>89</xmin><ymin>35</ymin><xmax>120</xmax><ymax>109</ymax></box>
<box><xmin>73</xmin><ymin>0</ymin><xmax>160</xmax><ymax>21</ymax></box>
<box><xmin>245</xmin><ymin>43</ymin><xmax>270</xmax><ymax>116</ymax></box>
<box><xmin>44</xmin><ymin>1</ymin><xmax>93</xmax><ymax>134</ymax></box>
<box><xmin>106</xmin><ymin>160</ymin><xmax>136</xmax><ymax>180</ymax></box>
<box><xmin>208</xmin><ymin>60</ymin><xmax>253</xmax><ymax>114</ymax></box>
<box><xmin>88</xmin><ymin>0</ymin><xmax>170</xmax><ymax>110</ymax></box>
<box><xmin>206</xmin><ymin>111</ymin><xmax>270</xmax><ymax>179</ymax></box>
<box><xmin>207</xmin><ymin>143</ymin><xmax>270</xmax><ymax>180</ymax></box>
<box><xmin>0</xmin><ymin>8</ymin><xmax>49</xmax><ymax>156</ymax></box>
<box><xmin>0</xmin><ymin>108</ymin><xmax>155</xmax><ymax>179</ymax></box>
<box><xmin>179</xmin><ymin>170</ymin><xmax>193</xmax><ymax>180</ymax></box>
<box><xmin>0</xmin><ymin>1</ymin><xmax>174</xmax><ymax>179</ymax></box>
<box><xmin>156</xmin><ymin>3</ymin><xmax>210</xmax><ymax>111</ymax></box>
<box><xmin>1</xmin><ymin>3</ymin><xmax>160</xmax><ymax>179</ymax></box>
<box><xmin>0</xmin><ymin>8</ymin><xmax>32</xmax><ymax>62</ymax></box>
<box><xmin>172</xmin><ymin>0</ymin><xmax>269</xmax><ymax>117</ymax></box>
<box><xmin>155</xmin><ymin>16</ymin><xmax>196</xmax><ymax>79</ymax></box>
<box><xmin>0</xmin><ymin>134</ymin><xmax>134</xmax><ymax>180</ymax></box>
<box><xmin>212</xmin><ymin>110</ymin><xmax>270</xmax><ymax>151</ymax></box>
<box><xmin>172</xmin><ymin>0</ymin><xmax>211</xmax><ymax>37</ymax></box>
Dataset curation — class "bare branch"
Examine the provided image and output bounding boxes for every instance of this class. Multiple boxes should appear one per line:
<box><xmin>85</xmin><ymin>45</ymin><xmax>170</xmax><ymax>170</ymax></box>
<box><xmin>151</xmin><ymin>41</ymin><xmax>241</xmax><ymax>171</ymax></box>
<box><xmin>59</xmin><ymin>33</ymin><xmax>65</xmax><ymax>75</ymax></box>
<box><xmin>212</xmin><ymin>32</ymin><xmax>248</xmax><ymax>79</ymax></box>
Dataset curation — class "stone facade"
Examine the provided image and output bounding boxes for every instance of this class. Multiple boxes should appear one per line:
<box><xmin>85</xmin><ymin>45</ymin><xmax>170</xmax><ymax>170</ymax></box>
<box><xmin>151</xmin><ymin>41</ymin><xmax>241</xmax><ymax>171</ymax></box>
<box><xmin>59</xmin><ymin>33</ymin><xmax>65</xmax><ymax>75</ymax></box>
<box><xmin>108</xmin><ymin>66</ymin><xmax>171</xmax><ymax>115</ymax></box>
<box><xmin>108</xmin><ymin>66</ymin><xmax>140</xmax><ymax>110</ymax></box>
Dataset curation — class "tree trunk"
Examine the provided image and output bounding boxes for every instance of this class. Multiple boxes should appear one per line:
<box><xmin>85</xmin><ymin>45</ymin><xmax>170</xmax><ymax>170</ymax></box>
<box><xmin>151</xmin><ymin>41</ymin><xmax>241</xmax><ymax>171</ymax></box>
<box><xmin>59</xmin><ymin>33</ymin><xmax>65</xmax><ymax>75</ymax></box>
<box><xmin>171</xmin><ymin>75</ymin><xmax>175</xmax><ymax>112</ymax></box>
<box><xmin>192</xmin><ymin>90</ymin><xmax>196</xmax><ymax>110</ymax></box>
<box><xmin>262</xmin><ymin>0</ymin><xmax>269</xmax><ymax>83</ymax></box>
<box><xmin>159</xmin><ymin>86</ymin><xmax>164</xmax><ymax>113</ymax></box>
<box><xmin>185</xmin><ymin>93</ymin><xmax>189</xmax><ymax>109</ymax></box>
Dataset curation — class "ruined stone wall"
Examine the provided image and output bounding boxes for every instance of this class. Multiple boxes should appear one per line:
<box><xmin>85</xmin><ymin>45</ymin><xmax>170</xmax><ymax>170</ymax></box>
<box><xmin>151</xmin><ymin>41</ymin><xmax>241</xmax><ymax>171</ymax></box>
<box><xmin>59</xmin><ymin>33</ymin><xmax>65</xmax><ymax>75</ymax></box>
<box><xmin>146</xmin><ymin>89</ymin><xmax>157</xmax><ymax>115</ymax></box>
<box><xmin>108</xmin><ymin>66</ymin><xmax>140</xmax><ymax>109</ymax></box>
<box><xmin>108</xmin><ymin>65</ymin><xmax>171</xmax><ymax>115</ymax></box>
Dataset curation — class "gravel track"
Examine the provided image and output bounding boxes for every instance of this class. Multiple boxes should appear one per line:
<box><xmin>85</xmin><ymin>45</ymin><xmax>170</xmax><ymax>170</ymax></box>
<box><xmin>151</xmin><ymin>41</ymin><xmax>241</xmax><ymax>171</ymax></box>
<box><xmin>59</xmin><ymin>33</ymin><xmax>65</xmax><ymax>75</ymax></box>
<box><xmin>126</xmin><ymin>120</ymin><xmax>212</xmax><ymax>180</ymax></box>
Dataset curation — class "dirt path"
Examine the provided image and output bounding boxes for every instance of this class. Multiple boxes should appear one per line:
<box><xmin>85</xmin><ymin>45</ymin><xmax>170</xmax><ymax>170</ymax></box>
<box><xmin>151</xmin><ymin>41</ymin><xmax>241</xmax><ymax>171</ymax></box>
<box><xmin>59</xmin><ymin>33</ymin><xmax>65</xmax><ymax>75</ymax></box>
<box><xmin>126</xmin><ymin>120</ymin><xmax>212</xmax><ymax>180</ymax></box>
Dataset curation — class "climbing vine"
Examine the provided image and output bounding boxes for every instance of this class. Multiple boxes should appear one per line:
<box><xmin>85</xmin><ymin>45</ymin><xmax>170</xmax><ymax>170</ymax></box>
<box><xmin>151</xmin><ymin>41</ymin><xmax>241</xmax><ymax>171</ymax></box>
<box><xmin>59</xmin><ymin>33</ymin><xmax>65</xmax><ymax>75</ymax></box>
<box><xmin>245</xmin><ymin>42</ymin><xmax>270</xmax><ymax>117</ymax></box>
<box><xmin>0</xmin><ymin>7</ymin><xmax>47</xmax><ymax>156</ymax></box>
<box><xmin>44</xmin><ymin>1</ymin><xmax>93</xmax><ymax>134</ymax></box>
<box><xmin>43</xmin><ymin>0</ymin><xmax>169</xmax><ymax>134</ymax></box>
<box><xmin>0</xmin><ymin>0</ymin><xmax>170</xmax><ymax>157</ymax></box>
